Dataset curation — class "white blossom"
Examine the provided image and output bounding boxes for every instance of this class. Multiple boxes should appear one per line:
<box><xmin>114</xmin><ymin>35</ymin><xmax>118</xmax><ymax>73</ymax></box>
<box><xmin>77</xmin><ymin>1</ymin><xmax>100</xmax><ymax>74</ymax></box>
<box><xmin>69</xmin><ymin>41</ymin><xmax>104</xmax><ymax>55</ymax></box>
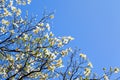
<box><xmin>114</xmin><ymin>68</ymin><xmax>120</xmax><ymax>73</ymax></box>
<box><xmin>103</xmin><ymin>74</ymin><xmax>109</xmax><ymax>80</ymax></box>
<box><xmin>88</xmin><ymin>62</ymin><xmax>93</xmax><ymax>68</ymax></box>
<box><xmin>46</xmin><ymin>23</ymin><xmax>50</xmax><ymax>31</ymax></box>
<box><xmin>27</xmin><ymin>0</ymin><xmax>31</xmax><ymax>4</ymax></box>
<box><xmin>50</xmin><ymin>14</ymin><xmax>54</xmax><ymax>19</ymax></box>
<box><xmin>16</xmin><ymin>8</ymin><xmax>21</xmax><ymax>16</ymax></box>
<box><xmin>80</xmin><ymin>53</ymin><xmax>86</xmax><ymax>60</ymax></box>
<box><xmin>1</xmin><ymin>19</ymin><xmax>10</xmax><ymax>26</ymax></box>
<box><xmin>84</xmin><ymin>68</ymin><xmax>91</xmax><ymax>77</ymax></box>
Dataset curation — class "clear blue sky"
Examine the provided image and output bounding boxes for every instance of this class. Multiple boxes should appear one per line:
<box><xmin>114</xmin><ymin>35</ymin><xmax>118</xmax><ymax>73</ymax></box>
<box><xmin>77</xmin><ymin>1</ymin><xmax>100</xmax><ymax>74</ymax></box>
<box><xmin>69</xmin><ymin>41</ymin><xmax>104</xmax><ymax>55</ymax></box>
<box><xmin>25</xmin><ymin>0</ymin><xmax>120</xmax><ymax>75</ymax></box>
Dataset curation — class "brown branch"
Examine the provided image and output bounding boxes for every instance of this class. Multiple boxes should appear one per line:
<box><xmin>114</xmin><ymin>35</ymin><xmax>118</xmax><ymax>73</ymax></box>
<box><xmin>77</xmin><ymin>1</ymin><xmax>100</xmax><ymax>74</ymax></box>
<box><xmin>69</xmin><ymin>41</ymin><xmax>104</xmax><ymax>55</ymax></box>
<box><xmin>0</xmin><ymin>33</ymin><xmax>12</xmax><ymax>44</ymax></box>
<box><xmin>18</xmin><ymin>60</ymin><xmax>48</xmax><ymax>80</ymax></box>
<box><xmin>6</xmin><ymin>56</ymin><xmax>29</xmax><ymax>80</ymax></box>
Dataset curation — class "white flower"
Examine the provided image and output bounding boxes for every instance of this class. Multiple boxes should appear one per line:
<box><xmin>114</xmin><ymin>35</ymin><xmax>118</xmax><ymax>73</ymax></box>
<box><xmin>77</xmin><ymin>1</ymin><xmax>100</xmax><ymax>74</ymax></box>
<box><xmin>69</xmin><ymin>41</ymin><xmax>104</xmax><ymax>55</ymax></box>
<box><xmin>16</xmin><ymin>8</ymin><xmax>21</xmax><ymax>16</ymax></box>
<box><xmin>27</xmin><ymin>0</ymin><xmax>31</xmax><ymax>4</ymax></box>
<box><xmin>61</xmin><ymin>50</ymin><xmax>68</xmax><ymax>56</ymax></box>
<box><xmin>48</xmin><ymin>65</ymin><xmax>55</xmax><ymax>72</ymax></box>
<box><xmin>80</xmin><ymin>53</ymin><xmax>86</xmax><ymax>60</ymax></box>
<box><xmin>84</xmin><ymin>68</ymin><xmax>91</xmax><ymax>77</ymax></box>
<box><xmin>114</xmin><ymin>68</ymin><xmax>119</xmax><ymax>73</ymax></box>
<box><xmin>22</xmin><ymin>1</ymin><xmax>26</xmax><ymax>5</ymax></box>
<box><xmin>50</xmin><ymin>40</ymin><xmax>55</xmax><ymax>46</ymax></box>
<box><xmin>11</xmin><ymin>6</ymin><xmax>17</xmax><ymax>12</ymax></box>
<box><xmin>50</xmin><ymin>14</ymin><xmax>54</xmax><ymax>19</ymax></box>
<box><xmin>68</xmin><ymin>71</ymin><xmax>71</xmax><ymax>75</ymax></box>
<box><xmin>50</xmin><ymin>32</ymin><xmax>54</xmax><ymax>36</ymax></box>
<box><xmin>7</xmin><ymin>55</ymin><xmax>14</xmax><ymax>63</ymax></box>
<box><xmin>20</xmin><ymin>17</ymin><xmax>24</xmax><ymax>23</ymax></box>
<box><xmin>24</xmin><ymin>66</ymin><xmax>31</xmax><ymax>73</ymax></box>
<box><xmin>55</xmin><ymin>58</ymin><xmax>63</xmax><ymax>67</ymax></box>
<box><xmin>13</xmin><ymin>23</ymin><xmax>19</xmax><ymax>27</ymax></box>
<box><xmin>63</xmin><ymin>38</ymin><xmax>69</xmax><ymax>44</ymax></box>
<box><xmin>42</xmin><ymin>74</ymin><xmax>48</xmax><ymax>79</ymax></box>
<box><xmin>58</xmin><ymin>41</ymin><xmax>63</xmax><ymax>47</ymax></box>
<box><xmin>46</xmin><ymin>23</ymin><xmax>50</xmax><ymax>31</ymax></box>
<box><xmin>44</xmin><ymin>49</ymin><xmax>51</xmax><ymax>56</ymax></box>
<box><xmin>16</xmin><ymin>64</ymin><xmax>22</xmax><ymax>69</ymax></box>
<box><xmin>38</xmin><ymin>23</ymin><xmax>44</xmax><ymax>27</ymax></box>
<box><xmin>33</xmin><ymin>26</ymin><xmax>40</xmax><ymax>34</ymax></box>
<box><xmin>103</xmin><ymin>74</ymin><xmax>109</xmax><ymax>80</ymax></box>
<box><xmin>33</xmin><ymin>29</ymin><xmax>38</xmax><ymax>34</ymax></box>
<box><xmin>88</xmin><ymin>62</ymin><xmax>93</xmax><ymax>68</ymax></box>
<box><xmin>3</xmin><ymin>8</ymin><xmax>12</xmax><ymax>16</ymax></box>
<box><xmin>1</xmin><ymin>19</ymin><xmax>10</xmax><ymax>26</ymax></box>
<box><xmin>8</xmin><ymin>0</ymin><xmax>13</xmax><ymax>7</ymax></box>
<box><xmin>68</xmin><ymin>36</ymin><xmax>74</xmax><ymax>40</ymax></box>
<box><xmin>44</xmin><ymin>33</ymin><xmax>49</xmax><ymax>39</ymax></box>
<box><xmin>23</xmin><ymin>33</ymin><xmax>28</xmax><ymax>40</ymax></box>
<box><xmin>10</xmin><ymin>30</ymin><xmax>15</xmax><ymax>34</ymax></box>
<box><xmin>16</xmin><ymin>0</ymin><xmax>21</xmax><ymax>5</ymax></box>
<box><xmin>50</xmin><ymin>53</ymin><xmax>56</xmax><ymax>59</ymax></box>
<box><xmin>0</xmin><ymin>27</ymin><xmax>6</xmax><ymax>33</ymax></box>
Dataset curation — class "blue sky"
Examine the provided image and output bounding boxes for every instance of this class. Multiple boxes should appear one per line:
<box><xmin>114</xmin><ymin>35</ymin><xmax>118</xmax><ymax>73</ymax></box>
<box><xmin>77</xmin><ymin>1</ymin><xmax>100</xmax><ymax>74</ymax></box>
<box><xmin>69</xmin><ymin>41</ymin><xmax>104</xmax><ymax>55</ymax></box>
<box><xmin>26</xmin><ymin>0</ymin><xmax>120</xmax><ymax>75</ymax></box>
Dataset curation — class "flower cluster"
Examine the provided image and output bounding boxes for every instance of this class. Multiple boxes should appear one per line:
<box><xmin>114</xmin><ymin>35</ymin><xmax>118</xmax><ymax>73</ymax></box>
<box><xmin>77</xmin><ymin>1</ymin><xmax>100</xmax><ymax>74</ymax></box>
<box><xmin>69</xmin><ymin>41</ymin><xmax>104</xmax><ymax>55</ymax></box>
<box><xmin>0</xmin><ymin>0</ymin><xmax>74</xmax><ymax>79</ymax></box>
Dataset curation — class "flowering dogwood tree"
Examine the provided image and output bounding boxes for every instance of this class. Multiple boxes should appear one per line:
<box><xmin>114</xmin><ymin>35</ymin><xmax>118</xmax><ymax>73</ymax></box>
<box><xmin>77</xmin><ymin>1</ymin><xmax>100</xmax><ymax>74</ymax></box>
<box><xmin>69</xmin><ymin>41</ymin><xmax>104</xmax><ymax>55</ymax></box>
<box><xmin>0</xmin><ymin>0</ymin><xmax>120</xmax><ymax>80</ymax></box>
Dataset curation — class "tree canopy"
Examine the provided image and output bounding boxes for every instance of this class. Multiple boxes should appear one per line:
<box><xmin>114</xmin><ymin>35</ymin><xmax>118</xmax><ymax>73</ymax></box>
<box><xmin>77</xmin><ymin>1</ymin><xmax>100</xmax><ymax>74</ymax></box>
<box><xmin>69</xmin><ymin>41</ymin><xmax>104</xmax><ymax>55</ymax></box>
<box><xmin>0</xmin><ymin>0</ymin><xmax>120</xmax><ymax>80</ymax></box>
